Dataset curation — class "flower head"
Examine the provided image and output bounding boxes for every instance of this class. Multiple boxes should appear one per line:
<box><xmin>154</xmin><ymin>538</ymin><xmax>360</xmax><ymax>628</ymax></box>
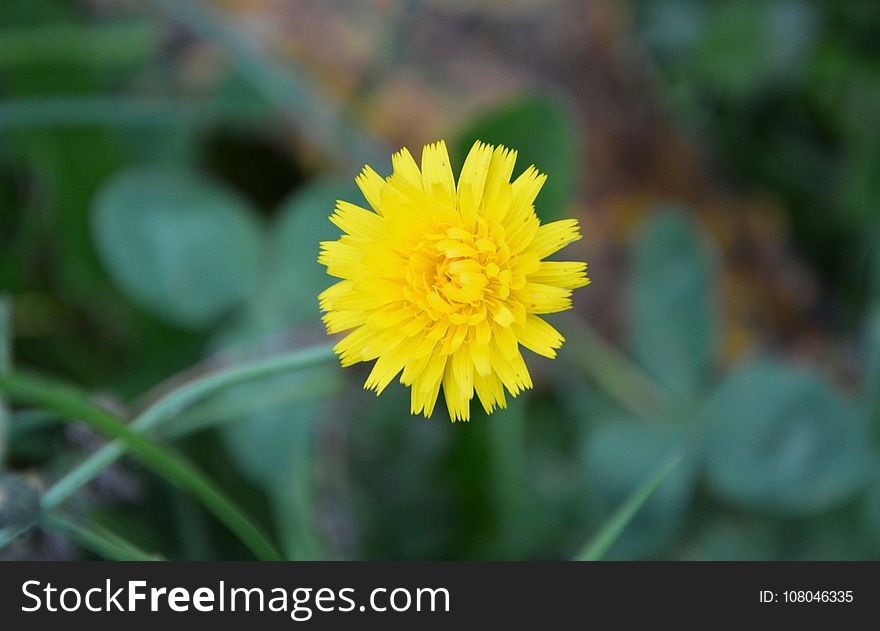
<box><xmin>318</xmin><ymin>140</ymin><xmax>589</xmax><ymax>421</ymax></box>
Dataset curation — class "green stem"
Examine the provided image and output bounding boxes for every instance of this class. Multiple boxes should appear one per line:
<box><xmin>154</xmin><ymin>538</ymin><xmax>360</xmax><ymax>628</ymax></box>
<box><xmin>559</xmin><ymin>312</ymin><xmax>674</xmax><ymax>422</ymax></box>
<box><xmin>0</xmin><ymin>372</ymin><xmax>282</xmax><ymax>560</ymax></box>
<box><xmin>576</xmin><ymin>453</ymin><xmax>683</xmax><ymax>561</ymax></box>
<box><xmin>42</xmin><ymin>513</ymin><xmax>163</xmax><ymax>561</ymax></box>
<box><xmin>42</xmin><ymin>344</ymin><xmax>334</xmax><ymax>511</ymax></box>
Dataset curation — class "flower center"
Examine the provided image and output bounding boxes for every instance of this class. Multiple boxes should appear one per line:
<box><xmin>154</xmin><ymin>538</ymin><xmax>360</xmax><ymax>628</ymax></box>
<box><xmin>404</xmin><ymin>220</ymin><xmax>514</xmax><ymax>325</ymax></box>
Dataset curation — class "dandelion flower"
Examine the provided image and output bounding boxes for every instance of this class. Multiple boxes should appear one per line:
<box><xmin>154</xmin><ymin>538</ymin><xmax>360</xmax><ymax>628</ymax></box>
<box><xmin>318</xmin><ymin>140</ymin><xmax>589</xmax><ymax>421</ymax></box>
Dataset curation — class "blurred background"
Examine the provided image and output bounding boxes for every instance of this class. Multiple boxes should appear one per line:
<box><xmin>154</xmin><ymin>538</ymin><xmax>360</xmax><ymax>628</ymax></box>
<box><xmin>1</xmin><ymin>0</ymin><xmax>879</xmax><ymax>560</ymax></box>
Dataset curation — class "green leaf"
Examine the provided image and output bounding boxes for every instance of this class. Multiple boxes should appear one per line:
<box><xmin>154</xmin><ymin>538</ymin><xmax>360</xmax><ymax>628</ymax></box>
<box><xmin>631</xmin><ymin>208</ymin><xmax>718</xmax><ymax>400</ymax></box>
<box><xmin>453</xmin><ymin>95</ymin><xmax>579</xmax><ymax>222</ymax></box>
<box><xmin>704</xmin><ymin>360</ymin><xmax>871</xmax><ymax>515</ymax></box>
<box><xmin>581</xmin><ymin>419</ymin><xmax>695</xmax><ymax>559</ymax></box>
<box><xmin>91</xmin><ymin>168</ymin><xmax>263</xmax><ymax>329</ymax></box>
<box><xmin>0</xmin><ymin>371</ymin><xmax>282</xmax><ymax>560</ymax></box>
<box><xmin>578</xmin><ymin>451</ymin><xmax>684</xmax><ymax>561</ymax></box>
<box><xmin>261</xmin><ymin>178</ymin><xmax>358</xmax><ymax>324</ymax></box>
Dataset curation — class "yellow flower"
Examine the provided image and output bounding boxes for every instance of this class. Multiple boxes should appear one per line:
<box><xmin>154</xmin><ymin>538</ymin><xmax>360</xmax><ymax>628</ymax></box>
<box><xmin>318</xmin><ymin>140</ymin><xmax>589</xmax><ymax>421</ymax></box>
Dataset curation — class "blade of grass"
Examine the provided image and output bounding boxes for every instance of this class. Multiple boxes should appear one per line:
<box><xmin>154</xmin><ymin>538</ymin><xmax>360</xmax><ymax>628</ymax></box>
<box><xmin>576</xmin><ymin>453</ymin><xmax>683</xmax><ymax>561</ymax></box>
<box><xmin>0</xmin><ymin>372</ymin><xmax>282</xmax><ymax>560</ymax></box>
<box><xmin>42</xmin><ymin>344</ymin><xmax>335</xmax><ymax>511</ymax></box>
<box><xmin>42</xmin><ymin>513</ymin><xmax>163</xmax><ymax>561</ymax></box>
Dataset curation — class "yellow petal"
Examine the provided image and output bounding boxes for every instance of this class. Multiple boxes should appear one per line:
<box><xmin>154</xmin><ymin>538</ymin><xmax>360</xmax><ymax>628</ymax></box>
<box><xmin>391</xmin><ymin>146</ymin><xmax>423</xmax><ymax>190</ymax></box>
<box><xmin>515</xmin><ymin>314</ymin><xmax>564</xmax><ymax>358</ymax></box>
<box><xmin>481</xmin><ymin>145</ymin><xmax>517</xmax><ymax>220</ymax></box>
<box><xmin>506</xmin><ymin>166</ymin><xmax>546</xmax><ymax>225</ymax></box>
<box><xmin>528</xmin><ymin>260</ymin><xmax>588</xmax><ymax>287</ymax></box>
<box><xmin>474</xmin><ymin>371</ymin><xmax>507</xmax><ymax>414</ymax></box>
<box><xmin>528</xmin><ymin>219</ymin><xmax>582</xmax><ymax>259</ymax></box>
<box><xmin>457</xmin><ymin>141</ymin><xmax>493</xmax><ymax>220</ymax></box>
<box><xmin>355</xmin><ymin>165</ymin><xmax>386</xmax><ymax>215</ymax></box>
<box><xmin>442</xmin><ymin>359</ymin><xmax>471</xmax><ymax>422</ymax></box>
<box><xmin>323</xmin><ymin>309</ymin><xmax>367</xmax><ymax>334</ymax></box>
<box><xmin>364</xmin><ymin>338</ymin><xmax>411</xmax><ymax>394</ymax></box>
<box><xmin>330</xmin><ymin>201</ymin><xmax>384</xmax><ymax>241</ymax></box>
<box><xmin>420</xmin><ymin>140</ymin><xmax>456</xmax><ymax>206</ymax></box>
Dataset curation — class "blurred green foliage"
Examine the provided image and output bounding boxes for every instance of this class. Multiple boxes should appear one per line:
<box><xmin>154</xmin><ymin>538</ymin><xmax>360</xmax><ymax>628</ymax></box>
<box><xmin>583</xmin><ymin>421</ymin><xmax>695</xmax><ymax>559</ymax></box>
<box><xmin>1</xmin><ymin>0</ymin><xmax>879</xmax><ymax>561</ymax></box>
<box><xmin>630</xmin><ymin>211</ymin><xmax>718</xmax><ymax>401</ymax></box>
<box><xmin>636</xmin><ymin>0</ymin><xmax>880</xmax><ymax>307</ymax></box>
<box><xmin>92</xmin><ymin>169</ymin><xmax>264</xmax><ymax>329</ymax></box>
<box><xmin>704</xmin><ymin>361</ymin><xmax>870</xmax><ymax>514</ymax></box>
